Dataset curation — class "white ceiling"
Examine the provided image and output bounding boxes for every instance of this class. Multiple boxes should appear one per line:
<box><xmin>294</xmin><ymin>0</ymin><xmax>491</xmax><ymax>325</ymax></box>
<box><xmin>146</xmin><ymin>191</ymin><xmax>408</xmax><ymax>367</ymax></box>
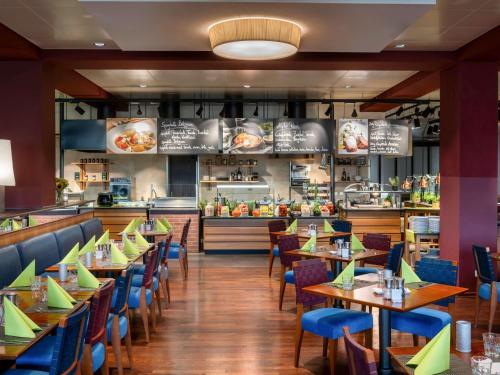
<box><xmin>77</xmin><ymin>69</ymin><xmax>417</xmax><ymax>97</ymax></box>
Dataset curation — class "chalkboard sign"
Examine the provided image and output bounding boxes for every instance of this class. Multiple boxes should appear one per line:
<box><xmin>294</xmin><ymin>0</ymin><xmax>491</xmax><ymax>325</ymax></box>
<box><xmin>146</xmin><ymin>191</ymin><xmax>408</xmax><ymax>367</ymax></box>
<box><xmin>274</xmin><ymin>119</ymin><xmax>333</xmax><ymax>153</ymax></box>
<box><xmin>157</xmin><ymin>119</ymin><xmax>219</xmax><ymax>154</ymax></box>
<box><xmin>368</xmin><ymin>120</ymin><xmax>412</xmax><ymax>156</ymax></box>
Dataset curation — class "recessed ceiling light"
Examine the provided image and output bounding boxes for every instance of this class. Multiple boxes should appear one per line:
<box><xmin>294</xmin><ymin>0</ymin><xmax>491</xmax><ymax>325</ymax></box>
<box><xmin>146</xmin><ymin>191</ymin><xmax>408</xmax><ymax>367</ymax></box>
<box><xmin>243</xmin><ymin>85</ymin><xmax>251</xmax><ymax>89</ymax></box>
<box><xmin>139</xmin><ymin>84</ymin><xmax>147</xmax><ymax>88</ymax></box>
<box><xmin>93</xmin><ymin>42</ymin><xmax>105</xmax><ymax>47</ymax></box>
<box><xmin>345</xmin><ymin>84</ymin><xmax>352</xmax><ymax>89</ymax></box>
<box><xmin>395</xmin><ymin>43</ymin><xmax>406</xmax><ymax>49</ymax></box>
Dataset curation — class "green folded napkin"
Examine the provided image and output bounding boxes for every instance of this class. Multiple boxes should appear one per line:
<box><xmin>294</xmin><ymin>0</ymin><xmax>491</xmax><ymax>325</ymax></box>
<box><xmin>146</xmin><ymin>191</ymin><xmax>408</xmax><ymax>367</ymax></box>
<box><xmin>159</xmin><ymin>218</ymin><xmax>172</xmax><ymax>230</ymax></box>
<box><xmin>301</xmin><ymin>236</ymin><xmax>316</xmax><ymax>252</ymax></box>
<box><xmin>332</xmin><ymin>260</ymin><xmax>355</xmax><ymax>284</ymax></box>
<box><xmin>324</xmin><ymin>220</ymin><xmax>335</xmax><ymax>233</ymax></box>
<box><xmin>28</xmin><ymin>216</ymin><xmax>37</xmax><ymax>227</ymax></box>
<box><xmin>154</xmin><ymin>219</ymin><xmax>168</xmax><ymax>234</ymax></box>
<box><xmin>134</xmin><ymin>230</ymin><xmax>149</xmax><ymax>248</ymax></box>
<box><xmin>47</xmin><ymin>276</ymin><xmax>76</xmax><ymax>309</ymax></box>
<box><xmin>407</xmin><ymin>324</ymin><xmax>450</xmax><ymax>375</ymax></box>
<box><xmin>286</xmin><ymin>219</ymin><xmax>297</xmax><ymax>233</ymax></box>
<box><xmin>123</xmin><ymin>219</ymin><xmax>138</xmax><ymax>234</ymax></box>
<box><xmin>401</xmin><ymin>259</ymin><xmax>421</xmax><ymax>283</ymax></box>
<box><xmin>0</xmin><ymin>219</ymin><xmax>10</xmax><ymax>229</ymax></box>
<box><xmin>3</xmin><ymin>297</ymin><xmax>41</xmax><ymax>338</ymax></box>
<box><xmin>12</xmin><ymin>220</ymin><xmax>21</xmax><ymax>231</ymax></box>
<box><xmin>111</xmin><ymin>244</ymin><xmax>129</xmax><ymax>265</ymax></box>
<box><xmin>95</xmin><ymin>230</ymin><xmax>109</xmax><ymax>245</ymax></box>
<box><xmin>351</xmin><ymin>234</ymin><xmax>365</xmax><ymax>251</ymax></box>
<box><xmin>76</xmin><ymin>261</ymin><xmax>100</xmax><ymax>289</ymax></box>
<box><xmin>60</xmin><ymin>243</ymin><xmax>80</xmax><ymax>264</ymax></box>
<box><xmin>78</xmin><ymin>236</ymin><xmax>95</xmax><ymax>255</ymax></box>
<box><xmin>9</xmin><ymin>260</ymin><xmax>35</xmax><ymax>288</ymax></box>
<box><xmin>123</xmin><ymin>237</ymin><xmax>140</xmax><ymax>257</ymax></box>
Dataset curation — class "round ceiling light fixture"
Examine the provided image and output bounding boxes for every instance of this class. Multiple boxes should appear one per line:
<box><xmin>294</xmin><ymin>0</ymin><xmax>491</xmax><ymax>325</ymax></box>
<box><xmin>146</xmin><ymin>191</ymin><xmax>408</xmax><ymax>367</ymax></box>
<box><xmin>208</xmin><ymin>17</ymin><xmax>301</xmax><ymax>60</ymax></box>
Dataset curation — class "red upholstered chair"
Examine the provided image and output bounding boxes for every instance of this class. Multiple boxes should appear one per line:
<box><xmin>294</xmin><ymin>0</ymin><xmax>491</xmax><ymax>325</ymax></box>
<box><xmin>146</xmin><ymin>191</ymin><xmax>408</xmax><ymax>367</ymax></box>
<box><xmin>277</xmin><ymin>234</ymin><xmax>301</xmax><ymax>310</ymax></box>
<box><xmin>361</xmin><ymin>233</ymin><xmax>391</xmax><ymax>266</ymax></box>
<box><xmin>267</xmin><ymin>219</ymin><xmax>287</xmax><ymax>277</ymax></box>
<box><xmin>83</xmin><ymin>279</ymin><xmax>116</xmax><ymax>375</ymax></box>
<box><xmin>343</xmin><ymin>327</ymin><xmax>378</xmax><ymax>375</ymax></box>
<box><xmin>159</xmin><ymin>233</ymin><xmax>173</xmax><ymax>304</ymax></box>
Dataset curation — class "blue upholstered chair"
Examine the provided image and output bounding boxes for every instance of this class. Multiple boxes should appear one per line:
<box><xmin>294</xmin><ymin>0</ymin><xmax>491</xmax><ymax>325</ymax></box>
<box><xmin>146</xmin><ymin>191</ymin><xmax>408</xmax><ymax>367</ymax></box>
<box><xmin>0</xmin><ymin>245</ymin><xmax>23</xmax><ymax>289</ymax></box>
<box><xmin>267</xmin><ymin>219</ymin><xmax>287</xmax><ymax>277</ymax></box>
<box><xmin>391</xmin><ymin>257</ymin><xmax>458</xmax><ymax>345</ymax></box>
<box><xmin>108</xmin><ymin>267</ymin><xmax>134</xmax><ymax>375</ymax></box>
<box><xmin>16</xmin><ymin>233</ymin><xmax>60</xmax><ymax>275</ymax></box>
<box><xmin>329</xmin><ymin>220</ymin><xmax>352</xmax><ymax>244</ymax></box>
<box><xmin>473</xmin><ymin>245</ymin><xmax>498</xmax><ymax>332</ymax></box>
<box><xmin>80</xmin><ymin>218</ymin><xmax>103</xmax><ymax>243</ymax></box>
<box><xmin>354</xmin><ymin>242</ymin><xmax>404</xmax><ymax>276</ymax></box>
<box><xmin>292</xmin><ymin>259</ymin><xmax>373</xmax><ymax>373</ymax></box>
<box><xmin>169</xmin><ymin>219</ymin><xmax>190</xmax><ymax>279</ymax></box>
<box><xmin>11</xmin><ymin>303</ymin><xmax>90</xmax><ymax>375</ymax></box>
<box><xmin>54</xmin><ymin>225</ymin><xmax>85</xmax><ymax>260</ymax></box>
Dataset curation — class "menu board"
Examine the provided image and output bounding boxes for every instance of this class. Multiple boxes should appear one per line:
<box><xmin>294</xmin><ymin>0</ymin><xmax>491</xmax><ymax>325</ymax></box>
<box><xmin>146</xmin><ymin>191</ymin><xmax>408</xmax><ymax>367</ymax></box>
<box><xmin>273</xmin><ymin>119</ymin><xmax>332</xmax><ymax>153</ymax></box>
<box><xmin>368</xmin><ymin>120</ymin><xmax>412</xmax><ymax>156</ymax></box>
<box><xmin>337</xmin><ymin>119</ymin><xmax>369</xmax><ymax>155</ymax></box>
<box><xmin>106</xmin><ymin>118</ymin><xmax>157</xmax><ymax>154</ymax></box>
<box><xmin>157</xmin><ymin>119</ymin><xmax>219</xmax><ymax>154</ymax></box>
<box><xmin>221</xmin><ymin>118</ymin><xmax>273</xmax><ymax>154</ymax></box>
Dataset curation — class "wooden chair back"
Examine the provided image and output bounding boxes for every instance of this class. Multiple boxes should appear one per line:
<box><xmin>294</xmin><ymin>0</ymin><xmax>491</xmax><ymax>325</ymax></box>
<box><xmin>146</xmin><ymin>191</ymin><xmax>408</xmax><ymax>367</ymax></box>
<box><xmin>343</xmin><ymin>326</ymin><xmax>378</xmax><ymax>375</ymax></box>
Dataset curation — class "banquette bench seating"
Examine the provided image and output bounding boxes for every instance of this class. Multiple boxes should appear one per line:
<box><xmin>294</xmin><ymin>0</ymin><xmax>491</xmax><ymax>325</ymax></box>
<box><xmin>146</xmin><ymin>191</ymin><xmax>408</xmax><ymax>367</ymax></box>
<box><xmin>0</xmin><ymin>218</ymin><xmax>103</xmax><ymax>288</ymax></box>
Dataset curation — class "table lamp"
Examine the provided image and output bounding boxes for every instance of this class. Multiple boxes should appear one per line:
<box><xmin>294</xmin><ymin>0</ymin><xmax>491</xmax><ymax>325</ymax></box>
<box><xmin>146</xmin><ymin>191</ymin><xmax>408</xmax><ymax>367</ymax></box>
<box><xmin>0</xmin><ymin>140</ymin><xmax>16</xmax><ymax>210</ymax></box>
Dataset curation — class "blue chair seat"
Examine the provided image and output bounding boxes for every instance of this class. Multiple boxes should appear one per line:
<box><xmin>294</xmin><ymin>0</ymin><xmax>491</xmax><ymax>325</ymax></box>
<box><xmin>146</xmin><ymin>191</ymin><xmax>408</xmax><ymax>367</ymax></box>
<box><xmin>354</xmin><ymin>267</ymin><xmax>378</xmax><ymax>276</ymax></box>
<box><xmin>107</xmin><ymin>314</ymin><xmax>128</xmax><ymax>340</ymax></box>
<box><xmin>302</xmin><ymin>308</ymin><xmax>373</xmax><ymax>340</ymax></box>
<box><xmin>273</xmin><ymin>246</ymin><xmax>279</xmax><ymax>257</ymax></box>
<box><xmin>16</xmin><ymin>336</ymin><xmax>55</xmax><ymax>370</ymax></box>
<box><xmin>285</xmin><ymin>270</ymin><xmax>295</xmax><ymax>284</ymax></box>
<box><xmin>391</xmin><ymin>307</ymin><xmax>451</xmax><ymax>339</ymax></box>
<box><xmin>170</xmin><ymin>242</ymin><xmax>180</xmax><ymax>247</ymax></box>
<box><xmin>478</xmin><ymin>282</ymin><xmax>500</xmax><ymax>302</ymax></box>
<box><xmin>128</xmin><ymin>286</ymin><xmax>152</xmax><ymax>309</ymax></box>
<box><xmin>168</xmin><ymin>246</ymin><xmax>180</xmax><ymax>259</ymax></box>
<box><xmin>3</xmin><ymin>370</ymin><xmax>48</xmax><ymax>375</ymax></box>
<box><xmin>131</xmin><ymin>274</ymin><xmax>158</xmax><ymax>290</ymax></box>
<box><xmin>91</xmin><ymin>342</ymin><xmax>105</xmax><ymax>372</ymax></box>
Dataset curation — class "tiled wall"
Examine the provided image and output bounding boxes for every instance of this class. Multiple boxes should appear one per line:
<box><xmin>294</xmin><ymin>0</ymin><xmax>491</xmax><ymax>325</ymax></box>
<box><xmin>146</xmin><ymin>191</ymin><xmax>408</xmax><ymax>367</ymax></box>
<box><xmin>149</xmin><ymin>211</ymin><xmax>199</xmax><ymax>252</ymax></box>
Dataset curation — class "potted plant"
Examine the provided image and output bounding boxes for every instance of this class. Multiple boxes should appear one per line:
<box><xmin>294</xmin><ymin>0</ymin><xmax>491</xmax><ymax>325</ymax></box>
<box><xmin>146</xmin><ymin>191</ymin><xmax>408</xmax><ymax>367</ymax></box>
<box><xmin>55</xmin><ymin>177</ymin><xmax>68</xmax><ymax>203</ymax></box>
<box><xmin>388</xmin><ymin>176</ymin><xmax>400</xmax><ymax>191</ymax></box>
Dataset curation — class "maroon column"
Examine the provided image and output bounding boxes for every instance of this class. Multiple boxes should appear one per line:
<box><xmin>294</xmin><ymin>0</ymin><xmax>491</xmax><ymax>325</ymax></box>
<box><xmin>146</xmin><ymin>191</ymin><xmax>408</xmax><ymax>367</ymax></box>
<box><xmin>440</xmin><ymin>61</ymin><xmax>498</xmax><ymax>288</ymax></box>
<box><xmin>0</xmin><ymin>61</ymin><xmax>55</xmax><ymax>209</ymax></box>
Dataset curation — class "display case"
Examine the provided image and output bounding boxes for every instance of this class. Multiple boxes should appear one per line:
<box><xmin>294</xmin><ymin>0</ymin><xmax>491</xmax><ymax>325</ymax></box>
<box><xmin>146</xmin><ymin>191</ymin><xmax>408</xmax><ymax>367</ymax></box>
<box><xmin>343</xmin><ymin>189</ymin><xmax>406</xmax><ymax>209</ymax></box>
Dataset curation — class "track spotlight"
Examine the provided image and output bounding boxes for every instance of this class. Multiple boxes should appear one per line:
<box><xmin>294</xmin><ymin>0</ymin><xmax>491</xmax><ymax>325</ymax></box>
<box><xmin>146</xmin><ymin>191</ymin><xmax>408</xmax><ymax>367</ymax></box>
<box><xmin>324</xmin><ymin>104</ymin><xmax>333</xmax><ymax>117</ymax></box>
<box><xmin>396</xmin><ymin>106</ymin><xmax>403</xmax><ymax>116</ymax></box>
<box><xmin>351</xmin><ymin>104</ymin><xmax>358</xmax><ymax>118</ymax></box>
<box><xmin>414</xmin><ymin>106</ymin><xmax>420</xmax><ymax>116</ymax></box>
<box><xmin>196</xmin><ymin>104</ymin><xmax>203</xmax><ymax>117</ymax></box>
<box><xmin>74</xmin><ymin>103</ymin><xmax>85</xmax><ymax>115</ymax></box>
<box><xmin>414</xmin><ymin>118</ymin><xmax>421</xmax><ymax>128</ymax></box>
<box><xmin>422</xmin><ymin>105</ymin><xmax>432</xmax><ymax>118</ymax></box>
<box><xmin>253</xmin><ymin>104</ymin><xmax>259</xmax><ymax>117</ymax></box>
<box><xmin>136</xmin><ymin>104</ymin><xmax>143</xmax><ymax>116</ymax></box>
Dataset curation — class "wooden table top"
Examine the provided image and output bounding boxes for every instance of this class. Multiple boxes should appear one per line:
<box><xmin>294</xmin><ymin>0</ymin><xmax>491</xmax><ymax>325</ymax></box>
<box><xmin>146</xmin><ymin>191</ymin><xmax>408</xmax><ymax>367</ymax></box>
<box><xmin>302</xmin><ymin>281</ymin><xmax>468</xmax><ymax>312</ymax></box>
<box><xmin>489</xmin><ymin>252</ymin><xmax>500</xmax><ymax>261</ymax></box>
<box><xmin>271</xmin><ymin>230</ymin><xmax>350</xmax><ymax>240</ymax></box>
<box><xmin>45</xmin><ymin>243</ymin><xmax>152</xmax><ymax>273</ymax></box>
<box><xmin>286</xmin><ymin>247</ymin><xmax>387</xmax><ymax>263</ymax></box>
<box><xmin>387</xmin><ymin>341</ymin><xmax>483</xmax><ymax>374</ymax></box>
<box><xmin>0</xmin><ymin>278</ymin><xmax>112</xmax><ymax>361</ymax></box>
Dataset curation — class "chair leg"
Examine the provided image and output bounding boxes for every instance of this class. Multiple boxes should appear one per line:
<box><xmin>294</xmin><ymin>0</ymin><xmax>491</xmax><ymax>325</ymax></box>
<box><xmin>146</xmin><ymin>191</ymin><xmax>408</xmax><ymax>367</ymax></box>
<box><xmin>111</xmin><ymin>316</ymin><xmax>124</xmax><ymax>375</ymax></box>
<box><xmin>322</xmin><ymin>337</ymin><xmax>328</xmax><ymax>357</ymax></box>
<box><xmin>165</xmin><ymin>277</ymin><xmax>171</xmax><ymax>304</ymax></box>
<box><xmin>364</xmin><ymin>329</ymin><xmax>373</xmax><ymax>349</ymax></box>
<box><xmin>154</xmin><ymin>286</ymin><xmax>163</xmax><ymax>317</ymax></box>
<box><xmin>100</xmin><ymin>337</ymin><xmax>109</xmax><ymax>375</ymax></box>
<box><xmin>294</xmin><ymin>329</ymin><xmax>304</xmax><ymax>367</ymax></box>
<box><xmin>150</xmin><ymin>293</ymin><xmax>157</xmax><ymax>332</ymax></box>
<box><xmin>489</xmin><ymin>282</ymin><xmax>497</xmax><ymax>332</ymax></box>
<box><xmin>328</xmin><ymin>339</ymin><xmax>337</xmax><ymax>375</ymax></box>
<box><xmin>268</xmin><ymin>242</ymin><xmax>275</xmax><ymax>277</ymax></box>
<box><xmin>474</xmin><ymin>279</ymin><xmax>482</xmax><ymax>328</ymax></box>
<box><xmin>139</xmin><ymin>288</ymin><xmax>150</xmax><ymax>343</ymax></box>
<box><xmin>124</xmin><ymin>313</ymin><xmax>133</xmax><ymax>369</ymax></box>
<box><xmin>82</xmin><ymin>344</ymin><xmax>92</xmax><ymax>375</ymax></box>
<box><xmin>412</xmin><ymin>334</ymin><xmax>419</xmax><ymax>346</ymax></box>
<box><xmin>279</xmin><ymin>266</ymin><xmax>286</xmax><ymax>311</ymax></box>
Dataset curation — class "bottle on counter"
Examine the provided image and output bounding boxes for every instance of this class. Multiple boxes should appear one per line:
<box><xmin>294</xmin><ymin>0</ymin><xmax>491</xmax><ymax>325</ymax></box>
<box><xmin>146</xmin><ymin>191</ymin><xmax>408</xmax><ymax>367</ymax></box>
<box><xmin>236</xmin><ymin>168</ymin><xmax>243</xmax><ymax>181</ymax></box>
<box><xmin>205</xmin><ymin>202</ymin><xmax>215</xmax><ymax>217</ymax></box>
<box><xmin>301</xmin><ymin>202</ymin><xmax>311</xmax><ymax>217</ymax></box>
<box><xmin>279</xmin><ymin>202</ymin><xmax>288</xmax><ymax>217</ymax></box>
<box><xmin>342</xmin><ymin>168</ymin><xmax>347</xmax><ymax>181</ymax></box>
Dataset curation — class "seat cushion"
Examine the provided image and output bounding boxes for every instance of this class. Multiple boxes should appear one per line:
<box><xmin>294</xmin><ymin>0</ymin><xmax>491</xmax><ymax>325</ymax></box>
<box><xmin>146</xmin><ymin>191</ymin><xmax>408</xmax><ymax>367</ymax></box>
<box><xmin>16</xmin><ymin>233</ymin><xmax>60</xmax><ymax>275</ymax></box>
<box><xmin>285</xmin><ymin>270</ymin><xmax>295</xmax><ymax>284</ymax></box>
<box><xmin>302</xmin><ymin>308</ymin><xmax>373</xmax><ymax>340</ymax></box>
<box><xmin>91</xmin><ymin>342</ymin><xmax>105</xmax><ymax>372</ymax></box>
<box><xmin>354</xmin><ymin>267</ymin><xmax>378</xmax><ymax>276</ymax></box>
<box><xmin>391</xmin><ymin>307</ymin><xmax>451</xmax><ymax>339</ymax></box>
<box><xmin>54</xmin><ymin>225</ymin><xmax>85</xmax><ymax>260</ymax></box>
<box><xmin>3</xmin><ymin>370</ymin><xmax>48</xmax><ymax>375</ymax></box>
<box><xmin>133</xmin><ymin>264</ymin><xmax>146</xmax><ymax>274</ymax></box>
<box><xmin>273</xmin><ymin>245</ymin><xmax>279</xmax><ymax>257</ymax></box>
<box><xmin>131</xmin><ymin>275</ymin><xmax>158</xmax><ymax>290</ymax></box>
<box><xmin>168</xmin><ymin>246</ymin><xmax>180</xmax><ymax>259</ymax></box>
<box><xmin>16</xmin><ymin>336</ymin><xmax>55</xmax><ymax>370</ymax></box>
<box><xmin>107</xmin><ymin>314</ymin><xmax>128</xmax><ymax>341</ymax></box>
<box><xmin>0</xmin><ymin>245</ymin><xmax>23</xmax><ymax>289</ymax></box>
<box><xmin>128</xmin><ymin>286</ymin><xmax>152</xmax><ymax>309</ymax></box>
<box><xmin>79</xmin><ymin>218</ymin><xmax>103</xmax><ymax>243</ymax></box>
<box><xmin>478</xmin><ymin>282</ymin><xmax>500</xmax><ymax>302</ymax></box>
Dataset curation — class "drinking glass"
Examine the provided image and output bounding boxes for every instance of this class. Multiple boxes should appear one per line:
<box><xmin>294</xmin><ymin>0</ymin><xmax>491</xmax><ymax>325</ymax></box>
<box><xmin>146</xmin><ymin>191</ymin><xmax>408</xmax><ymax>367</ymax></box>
<box><xmin>483</xmin><ymin>332</ymin><xmax>500</xmax><ymax>360</ymax></box>
<box><xmin>342</xmin><ymin>276</ymin><xmax>354</xmax><ymax>291</ymax></box>
<box><xmin>30</xmin><ymin>276</ymin><xmax>42</xmax><ymax>291</ymax></box>
<box><xmin>377</xmin><ymin>269</ymin><xmax>385</xmax><ymax>288</ymax></box>
<box><xmin>471</xmin><ymin>356</ymin><xmax>492</xmax><ymax>375</ymax></box>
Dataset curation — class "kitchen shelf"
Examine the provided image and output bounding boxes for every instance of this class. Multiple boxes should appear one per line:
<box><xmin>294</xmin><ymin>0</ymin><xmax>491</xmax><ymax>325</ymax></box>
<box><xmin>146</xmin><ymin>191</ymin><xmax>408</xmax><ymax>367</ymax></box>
<box><xmin>200</xmin><ymin>180</ymin><xmax>260</xmax><ymax>184</ymax></box>
<box><xmin>76</xmin><ymin>180</ymin><xmax>110</xmax><ymax>183</ymax></box>
<box><xmin>72</xmin><ymin>162</ymin><xmax>110</xmax><ymax>165</ymax></box>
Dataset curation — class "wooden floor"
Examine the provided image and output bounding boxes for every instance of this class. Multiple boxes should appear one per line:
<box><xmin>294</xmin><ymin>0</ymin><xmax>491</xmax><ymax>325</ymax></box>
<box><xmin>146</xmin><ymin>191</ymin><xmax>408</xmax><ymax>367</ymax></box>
<box><xmin>122</xmin><ymin>254</ymin><xmax>491</xmax><ymax>375</ymax></box>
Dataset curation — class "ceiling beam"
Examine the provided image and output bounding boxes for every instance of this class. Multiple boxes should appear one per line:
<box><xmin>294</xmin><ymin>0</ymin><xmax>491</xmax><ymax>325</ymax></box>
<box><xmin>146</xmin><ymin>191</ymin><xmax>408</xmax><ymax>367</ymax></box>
<box><xmin>0</xmin><ymin>23</ymin><xmax>40</xmax><ymax>60</ymax></box>
<box><xmin>53</xmin><ymin>66</ymin><xmax>111</xmax><ymax>99</ymax></box>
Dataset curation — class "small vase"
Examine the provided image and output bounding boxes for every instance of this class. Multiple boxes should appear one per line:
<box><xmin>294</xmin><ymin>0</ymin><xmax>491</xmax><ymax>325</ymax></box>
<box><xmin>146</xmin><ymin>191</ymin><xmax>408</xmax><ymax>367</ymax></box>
<box><xmin>56</xmin><ymin>191</ymin><xmax>63</xmax><ymax>204</ymax></box>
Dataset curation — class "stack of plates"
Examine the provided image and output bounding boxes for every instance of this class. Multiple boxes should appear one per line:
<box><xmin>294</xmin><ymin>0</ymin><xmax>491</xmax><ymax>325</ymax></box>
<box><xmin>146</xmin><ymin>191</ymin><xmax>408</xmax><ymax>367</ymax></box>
<box><xmin>410</xmin><ymin>216</ymin><xmax>429</xmax><ymax>233</ymax></box>
<box><xmin>428</xmin><ymin>216</ymin><xmax>440</xmax><ymax>233</ymax></box>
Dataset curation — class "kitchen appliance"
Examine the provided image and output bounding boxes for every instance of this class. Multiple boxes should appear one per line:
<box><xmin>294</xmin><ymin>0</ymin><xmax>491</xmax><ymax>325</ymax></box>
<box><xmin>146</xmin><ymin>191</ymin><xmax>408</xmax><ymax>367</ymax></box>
<box><xmin>97</xmin><ymin>192</ymin><xmax>114</xmax><ymax>207</ymax></box>
<box><xmin>290</xmin><ymin>163</ymin><xmax>311</xmax><ymax>186</ymax></box>
<box><xmin>110</xmin><ymin>177</ymin><xmax>132</xmax><ymax>202</ymax></box>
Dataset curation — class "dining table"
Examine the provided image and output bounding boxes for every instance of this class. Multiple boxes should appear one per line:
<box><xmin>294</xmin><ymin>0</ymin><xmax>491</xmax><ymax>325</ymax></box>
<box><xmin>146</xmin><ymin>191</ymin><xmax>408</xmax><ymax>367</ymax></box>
<box><xmin>0</xmin><ymin>278</ymin><xmax>112</xmax><ymax>366</ymax></box>
<box><xmin>302</xmin><ymin>278</ymin><xmax>468</xmax><ymax>374</ymax></box>
<box><xmin>271</xmin><ymin>229</ymin><xmax>351</xmax><ymax>241</ymax></box>
<box><xmin>121</xmin><ymin>230</ymin><xmax>170</xmax><ymax>243</ymax></box>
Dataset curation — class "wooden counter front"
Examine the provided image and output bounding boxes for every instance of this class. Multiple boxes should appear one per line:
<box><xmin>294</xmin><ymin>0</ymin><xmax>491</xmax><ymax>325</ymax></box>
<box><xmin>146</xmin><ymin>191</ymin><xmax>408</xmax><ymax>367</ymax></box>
<box><xmin>93</xmin><ymin>208</ymin><xmax>147</xmax><ymax>240</ymax></box>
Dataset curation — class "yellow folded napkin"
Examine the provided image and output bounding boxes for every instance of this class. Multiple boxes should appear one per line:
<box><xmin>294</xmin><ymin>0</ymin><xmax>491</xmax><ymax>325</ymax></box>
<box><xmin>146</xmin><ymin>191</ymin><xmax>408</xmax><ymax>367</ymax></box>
<box><xmin>155</xmin><ymin>219</ymin><xmax>168</xmax><ymax>234</ymax></box>
<box><xmin>286</xmin><ymin>219</ymin><xmax>297</xmax><ymax>233</ymax></box>
<box><xmin>123</xmin><ymin>219</ymin><xmax>138</xmax><ymax>234</ymax></box>
<box><xmin>78</xmin><ymin>236</ymin><xmax>95</xmax><ymax>255</ymax></box>
<box><xmin>405</xmin><ymin>229</ymin><xmax>416</xmax><ymax>244</ymax></box>
<box><xmin>123</xmin><ymin>237</ymin><xmax>140</xmax><ymax>257</ymax></box>
<box><xmin>160</xmin><ymin>218</ymin><xmax>172</xmax><ymax>230</ymax></box>
<box><xmin>351</xmin><ymin>234</ymin><xmax>365</xmax><ymax>251</ymax></box>
<box><xmin>134</xmin><ymin>230</ymin><xmax>149</xmax><ymax>248</ymax></box>
<box><xmin>3</xmin><ymin>297</ymin><xmax>41</xmax><ymax>338</ymax></box>
<box><xmin>12</xmin><ymin>220</ymin><xmax>21</xmax><ymax>231</ymax></box>
<box><xmin>9</xmin><ymin>260</ymin><xmax>35</xmax><ymax>288</ymax></box>
<box><xmin>76</xmin><ymin>262</ymin><xmax>100</xmax><ymax>289</ymax></box>
<box><xmin>401</xmin><ymin>259</ymin><xmax>421</xmax><ymax>283</ymax></box>
<box><xmin>47</xmin><ymin>276</ymin><xmax>76</xmax><ymax>309</ymax></box>
<box><xmin>0</xmin><ymin>218</ymin><xmax>9</xmax><ymax>229</ymax></box>
<box><xmin>60</xmin><ymin>243</ymin><xmax>80</xmax><ymax>264</ymax></box>
<box><xmin>332</xmin><ymin>260</ymin><xmax>355</xmax><ymax>284</ymax></box>
<box><xmin>407</xmin><ymin>324</ymin><xmax>450</xmax><ymax>375</ymax></box>
<box><xmin>95</xmin><ymin>230</ymin><xmax>109</xmax><ymax>245</ymax></box>
<box><xmin>28</xmin><ymin>216</ymin><xmax>37</xmax><ymax>227</ymax></box>
<box><xmin>324</xmin><ymin>220</ymin><xmax>335</xmax><ymax>233</ymax></box>
<box><xmin>111</xmin><ymin>244</ymin><xmax>129</xmax><ymax>265</ymax></box>
<box><xmin>301</xmin><ymin>236</ymin><xmax>316</xmax><ymax>252</ymax></box>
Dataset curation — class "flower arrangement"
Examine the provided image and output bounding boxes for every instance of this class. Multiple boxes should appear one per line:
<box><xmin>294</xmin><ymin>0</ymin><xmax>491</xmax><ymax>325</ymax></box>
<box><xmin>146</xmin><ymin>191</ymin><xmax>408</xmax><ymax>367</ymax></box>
<box><xmin>55</xmin><ymin>178</ymin><xmax>68</xmax><ymax>202</ymax></box>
